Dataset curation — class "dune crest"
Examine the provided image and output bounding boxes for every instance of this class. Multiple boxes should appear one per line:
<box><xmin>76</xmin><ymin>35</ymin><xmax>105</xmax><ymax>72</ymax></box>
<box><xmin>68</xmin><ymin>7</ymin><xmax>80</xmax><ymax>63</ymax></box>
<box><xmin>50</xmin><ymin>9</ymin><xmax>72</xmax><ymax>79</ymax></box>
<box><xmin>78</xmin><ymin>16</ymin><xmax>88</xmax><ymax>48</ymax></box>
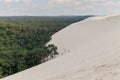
<box><xmin>1</xmin><ymin>14</ymin><xmax>120</xmax><ymax>80</ymax></box>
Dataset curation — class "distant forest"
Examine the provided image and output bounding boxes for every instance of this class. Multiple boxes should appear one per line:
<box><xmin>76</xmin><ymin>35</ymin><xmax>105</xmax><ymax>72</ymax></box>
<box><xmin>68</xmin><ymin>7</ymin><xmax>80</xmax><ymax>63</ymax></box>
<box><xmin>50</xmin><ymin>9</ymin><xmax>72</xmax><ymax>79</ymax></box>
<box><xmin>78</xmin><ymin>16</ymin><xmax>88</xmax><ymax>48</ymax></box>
<box><xmin>0</xmin><ymin>16</ymin><xmax>90</xmax><ymax>78</ymax></box>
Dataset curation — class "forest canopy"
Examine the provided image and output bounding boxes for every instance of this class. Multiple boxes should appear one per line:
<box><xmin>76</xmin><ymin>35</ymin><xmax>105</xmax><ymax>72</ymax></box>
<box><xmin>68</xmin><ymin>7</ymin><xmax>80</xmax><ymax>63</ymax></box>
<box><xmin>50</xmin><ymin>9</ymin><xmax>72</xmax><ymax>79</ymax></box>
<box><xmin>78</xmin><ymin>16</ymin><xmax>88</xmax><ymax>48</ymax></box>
<box><xmin>0</xmin><ymin>16</ymin><xmax>90</xmax><ymax>78</ymax></box>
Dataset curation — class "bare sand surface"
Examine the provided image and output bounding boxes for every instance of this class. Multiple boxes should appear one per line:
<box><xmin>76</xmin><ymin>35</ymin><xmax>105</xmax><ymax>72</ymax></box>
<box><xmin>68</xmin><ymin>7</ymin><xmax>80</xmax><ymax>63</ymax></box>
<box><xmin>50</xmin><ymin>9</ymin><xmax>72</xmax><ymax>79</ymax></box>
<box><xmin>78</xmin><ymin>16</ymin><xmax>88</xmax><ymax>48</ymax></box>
<box><xmin>1</xmin><ymin>14</ymin><xmax>120</xmax><ymax>80</ymax></box>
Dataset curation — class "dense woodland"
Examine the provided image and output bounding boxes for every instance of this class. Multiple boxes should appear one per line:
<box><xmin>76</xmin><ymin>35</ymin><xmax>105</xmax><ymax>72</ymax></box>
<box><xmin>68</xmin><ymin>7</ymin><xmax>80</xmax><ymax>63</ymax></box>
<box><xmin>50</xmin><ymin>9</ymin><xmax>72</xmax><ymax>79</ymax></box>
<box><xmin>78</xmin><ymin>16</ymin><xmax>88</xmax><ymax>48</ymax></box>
<box><xmin>0</xmin><ymin>16</ymin><xmax>90</xmax><ymax>78</ymax></box>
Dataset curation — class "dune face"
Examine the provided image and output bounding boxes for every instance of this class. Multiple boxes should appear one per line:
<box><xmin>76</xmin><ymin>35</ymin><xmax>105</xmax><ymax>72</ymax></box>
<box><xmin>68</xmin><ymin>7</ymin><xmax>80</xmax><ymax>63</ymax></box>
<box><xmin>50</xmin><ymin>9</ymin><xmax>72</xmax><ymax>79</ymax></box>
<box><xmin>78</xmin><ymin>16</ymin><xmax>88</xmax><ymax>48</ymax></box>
<box><xmin>1</xmin><ymin>14</ymin><xmax>120</xmax><ymax>80</ymax></box>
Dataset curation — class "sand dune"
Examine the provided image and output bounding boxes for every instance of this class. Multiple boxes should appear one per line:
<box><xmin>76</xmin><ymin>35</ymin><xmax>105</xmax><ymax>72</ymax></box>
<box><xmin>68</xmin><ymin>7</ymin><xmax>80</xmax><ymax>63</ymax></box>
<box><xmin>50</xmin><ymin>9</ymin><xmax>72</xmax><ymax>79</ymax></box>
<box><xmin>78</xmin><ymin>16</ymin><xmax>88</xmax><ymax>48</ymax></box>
<box><xmin>1</xmin><ymin>14</ymin><xmax>120</xmax><ymax>80</ymax></box>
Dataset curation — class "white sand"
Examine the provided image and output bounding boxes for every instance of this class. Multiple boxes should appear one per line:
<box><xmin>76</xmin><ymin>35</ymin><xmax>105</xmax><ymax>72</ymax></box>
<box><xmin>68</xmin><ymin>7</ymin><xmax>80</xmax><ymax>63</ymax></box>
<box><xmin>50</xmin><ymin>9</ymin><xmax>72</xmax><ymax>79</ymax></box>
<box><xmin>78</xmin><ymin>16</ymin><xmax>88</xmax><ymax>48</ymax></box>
<box><xmin>1</xmin><ymin>14</ymin><xmax>120</xmax><ymax>80</ymax></box>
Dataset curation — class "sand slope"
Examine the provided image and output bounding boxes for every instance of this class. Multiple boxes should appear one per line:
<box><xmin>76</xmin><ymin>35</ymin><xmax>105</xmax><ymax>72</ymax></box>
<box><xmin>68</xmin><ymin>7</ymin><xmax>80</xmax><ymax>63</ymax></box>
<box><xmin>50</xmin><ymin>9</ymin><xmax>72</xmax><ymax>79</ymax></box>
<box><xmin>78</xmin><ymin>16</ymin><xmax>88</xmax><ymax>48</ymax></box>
<box><xmin>1</xmin><ymin>14</ymin><xmax>120</xmax><ymax>80</ymax></box>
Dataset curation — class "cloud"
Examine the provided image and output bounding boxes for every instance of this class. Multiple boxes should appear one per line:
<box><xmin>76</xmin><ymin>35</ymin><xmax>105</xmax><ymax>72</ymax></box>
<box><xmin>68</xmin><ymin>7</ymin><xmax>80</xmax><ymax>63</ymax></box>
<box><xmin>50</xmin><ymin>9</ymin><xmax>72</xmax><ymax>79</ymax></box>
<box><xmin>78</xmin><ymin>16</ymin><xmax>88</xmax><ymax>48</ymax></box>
<box><xmin>49</xmin><ymin>0</ymin><xmax>81</xmax><ymax>6</ymax></box>
<box><xmin>0</xmin><ymin>0</ymin><xmax>120</xmax><ymax>16</ymax></box>
<box><xmin>4</xmin><ymin>0</ymin><xmax>17</xmax><ymax>3</ymax></box>
<box><xmin>86</xmin><ymin>0</ymin><xmax>120</xmax><ymax>7</ymax></box>
<box><xmin>22</xmin><ymin>0</ymin><xmax>32</xmax><ymax>3</ymax></box>
<box><xmin>50</xmin><ymin>0</ymin><xmax>71</xmax><ymax>4</ymax></box>
<box><xmin>3</xmin><ymin>0</ymin><xmax>32</xmax><ymax>3</ymax></box>
<box><xmin>102</xmin><ymin>1</ymin><xmax>120</xmax><ymax>6</ymax></box>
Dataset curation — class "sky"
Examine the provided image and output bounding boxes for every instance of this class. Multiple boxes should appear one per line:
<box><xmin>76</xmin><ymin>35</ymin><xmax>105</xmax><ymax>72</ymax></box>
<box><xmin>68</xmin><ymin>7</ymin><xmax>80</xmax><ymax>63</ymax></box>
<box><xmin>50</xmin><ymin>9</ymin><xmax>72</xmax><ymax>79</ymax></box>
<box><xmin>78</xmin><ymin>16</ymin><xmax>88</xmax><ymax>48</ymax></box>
<box><xmin>0</xmin><ymin>0</ymin><xmax>120</xmax><ymax>16</ymax></box>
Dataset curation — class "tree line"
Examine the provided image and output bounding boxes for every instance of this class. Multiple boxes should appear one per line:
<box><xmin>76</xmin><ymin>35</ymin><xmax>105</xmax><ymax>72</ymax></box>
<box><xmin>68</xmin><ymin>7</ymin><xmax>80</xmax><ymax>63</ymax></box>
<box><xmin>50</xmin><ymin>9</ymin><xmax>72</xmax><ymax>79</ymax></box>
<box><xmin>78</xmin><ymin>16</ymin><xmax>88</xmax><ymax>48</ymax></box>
<box><xmin>0</xmin><ymin>16</ymin><xmax>90</xmax><ymax>78</ymax></box>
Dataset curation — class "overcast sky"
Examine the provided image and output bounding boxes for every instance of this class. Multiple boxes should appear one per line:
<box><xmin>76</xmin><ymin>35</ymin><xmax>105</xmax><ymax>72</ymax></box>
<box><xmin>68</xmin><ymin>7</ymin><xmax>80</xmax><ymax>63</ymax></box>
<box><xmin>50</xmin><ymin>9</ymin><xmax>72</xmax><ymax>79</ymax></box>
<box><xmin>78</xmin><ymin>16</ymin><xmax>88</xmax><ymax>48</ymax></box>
<box><xmin>0</xmin><ymin>0</ymin><xmax>120</xmax><ymax>16</ymax></box>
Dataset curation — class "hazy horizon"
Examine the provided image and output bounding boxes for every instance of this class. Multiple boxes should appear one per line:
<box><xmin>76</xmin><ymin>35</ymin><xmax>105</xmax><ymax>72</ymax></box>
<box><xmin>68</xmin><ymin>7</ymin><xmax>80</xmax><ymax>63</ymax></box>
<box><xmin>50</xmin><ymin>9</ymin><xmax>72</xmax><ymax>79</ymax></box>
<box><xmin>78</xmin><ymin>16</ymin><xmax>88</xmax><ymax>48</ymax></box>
<box><xmin>0</xmin><ymin>0</ymin><xmax>120</xmax><ymax>16</ymax></box>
